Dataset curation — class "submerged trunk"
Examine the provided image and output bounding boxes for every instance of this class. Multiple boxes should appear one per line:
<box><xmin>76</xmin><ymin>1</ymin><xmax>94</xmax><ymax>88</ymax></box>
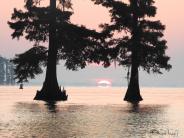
<box><xmin>124</xmin><ymin>58</ymin><xmax>143</xmax><ymax>103</ymax></box>
<box><xmin>34</xmin><ymin>0</ymin><xmax>67</xmax><ymax>101</ymax></box>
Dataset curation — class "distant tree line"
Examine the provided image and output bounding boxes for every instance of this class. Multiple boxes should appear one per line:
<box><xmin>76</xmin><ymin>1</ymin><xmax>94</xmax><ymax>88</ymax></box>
<box><xmin>0</xmin><ymin>56</ymin><xmax>15</xmax><ymax>85</ymax></box>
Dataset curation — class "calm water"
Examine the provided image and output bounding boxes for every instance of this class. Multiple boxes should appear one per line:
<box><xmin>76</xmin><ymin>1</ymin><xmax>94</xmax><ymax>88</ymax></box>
<box><xmin>0</xmin><ymin>86</ymin><xmax>184</xmax><ymax>138</ymax></box>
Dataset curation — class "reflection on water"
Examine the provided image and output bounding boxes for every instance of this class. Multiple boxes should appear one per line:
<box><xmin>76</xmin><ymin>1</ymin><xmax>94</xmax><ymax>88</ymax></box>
<box><xmin>128</xmin><ymin>103</ymin><xmax>140</xmax><ymax>112</ymax></box>
<box><xmin>0</xmin><ymin>87</ymin><xmax>183</xmax><ymax>138</ymax></box>
<box><xmin>45</xmin><ymin>101</ymin><xmax>58</xmax><ymax>113</ymax></box>
<box><xmin>0</xmin><ymin>103</ymin><xmax>180</xmax><ymax>138</ymax></box>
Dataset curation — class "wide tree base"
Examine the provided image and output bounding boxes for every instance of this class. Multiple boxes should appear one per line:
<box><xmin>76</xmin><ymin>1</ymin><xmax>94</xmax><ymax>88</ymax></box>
<box><xmin>124</xmin><ymin>93</ymin><xmax>143</xmax><ymax>104</ymax></box>
<box><xmin>34</xmin><ymin>88</ymin><xmax>68</xmax><ymax>101</ymax></box>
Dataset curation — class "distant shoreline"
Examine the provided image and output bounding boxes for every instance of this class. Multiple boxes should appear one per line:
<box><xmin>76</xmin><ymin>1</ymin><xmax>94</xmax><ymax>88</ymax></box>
<box><xmin>0</xmin><ymin>85</ymin><xmax>184</xmax><ymax>89</ymax></box>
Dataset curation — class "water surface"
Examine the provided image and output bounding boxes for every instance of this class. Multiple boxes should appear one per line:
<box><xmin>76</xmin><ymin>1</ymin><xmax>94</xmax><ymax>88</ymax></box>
<box><xmin>0</xmin><ymin>86</ymin><xmax>183</xmax><ymax>138</ymax></box>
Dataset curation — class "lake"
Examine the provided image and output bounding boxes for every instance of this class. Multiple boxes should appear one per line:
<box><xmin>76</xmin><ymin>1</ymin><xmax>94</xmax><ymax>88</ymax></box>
<box><xmin>0</xmin><ymin>86</ymin><xmax>184</xmax><ymax>138</ymax></box>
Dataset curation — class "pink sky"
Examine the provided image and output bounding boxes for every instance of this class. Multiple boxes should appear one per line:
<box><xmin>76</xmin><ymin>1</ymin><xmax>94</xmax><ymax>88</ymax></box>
<box><xmin>0</xmin><ymin>0</ymin><xmax>184</xmax><ymax>57</ymax></box>
<box><xmin>0</xmin><ymin>0</ymin><xmax>184</xmax><ymax>86</ymax></box>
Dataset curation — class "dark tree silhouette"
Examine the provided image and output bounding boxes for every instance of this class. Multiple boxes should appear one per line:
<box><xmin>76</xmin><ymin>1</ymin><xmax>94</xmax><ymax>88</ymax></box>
<box><xmin>9</xmin><ymin>0</ymin><xmax>102</xmax><ymax>101</ymax></box>
<box><xmin>92</xmin><ymin>0</ymin><xmax>171</xmax><ymax>103</ymax></box>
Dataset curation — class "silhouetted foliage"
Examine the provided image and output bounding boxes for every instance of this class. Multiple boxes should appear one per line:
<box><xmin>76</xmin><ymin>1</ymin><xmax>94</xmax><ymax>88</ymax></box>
<box><xmin>92</xmin><ymin>0</ymin><xmax>171</xmax><ymax>102</ymax></box>
<box><xmin>9</xmin><ymin>0</ymin><xmax>102</xmax><ymax>101</ymax></box>
<box><xmin>11</xmin><ymin>46</ymin><xmax>47</xmax><ymax>83</ymax></box>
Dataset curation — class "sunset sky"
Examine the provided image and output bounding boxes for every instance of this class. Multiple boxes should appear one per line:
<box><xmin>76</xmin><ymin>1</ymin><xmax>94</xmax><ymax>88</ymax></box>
<box><xmin>0</xmin><ymin>0</ymin><xmax>184</xmax><ymax>87</ymax></box>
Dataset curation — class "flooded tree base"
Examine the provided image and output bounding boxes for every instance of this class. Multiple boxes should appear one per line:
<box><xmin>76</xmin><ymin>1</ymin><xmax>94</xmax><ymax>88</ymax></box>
<box><xmin>124</xmin><ymin>92</ymin><xmax>143</xmax><ymax>103</ymax></box>
<box><xmin>34</xmin><ymin>88</ymin><xmax>68</xmax><ymax>101</ymax></box>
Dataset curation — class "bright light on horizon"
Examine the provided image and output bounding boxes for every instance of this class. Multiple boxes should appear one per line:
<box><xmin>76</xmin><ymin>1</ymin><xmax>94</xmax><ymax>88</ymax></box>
<box><xmin>97</xmin><ymin>79</ymin><xmax>112</xmax><ymax>87</ymax></box>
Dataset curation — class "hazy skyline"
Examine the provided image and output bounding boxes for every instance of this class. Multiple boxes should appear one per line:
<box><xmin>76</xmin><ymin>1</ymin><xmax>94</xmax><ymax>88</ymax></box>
<box><xmin>0</xmin><ymin>0</ymin><xmax>184</xmax><ymax>87</ymax></box>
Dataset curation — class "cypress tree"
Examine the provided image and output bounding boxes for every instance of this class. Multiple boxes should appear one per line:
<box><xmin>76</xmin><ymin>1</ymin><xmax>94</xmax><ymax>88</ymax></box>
<box><xmin>9</xmin><ymin>0</ymin><xmax>102</xmax><ymax>101</ymax></box>
<box><xmin>92</xmin><ymin>0</ymin><xmax>171</xmax><ymax>103</ymax></box>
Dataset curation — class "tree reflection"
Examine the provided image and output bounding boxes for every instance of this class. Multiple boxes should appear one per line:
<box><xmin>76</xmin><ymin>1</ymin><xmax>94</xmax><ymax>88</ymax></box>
<box><xmin>44</xmin><ymin>101</ymin><xmax>58</xmax><ymax>113</ymax></box>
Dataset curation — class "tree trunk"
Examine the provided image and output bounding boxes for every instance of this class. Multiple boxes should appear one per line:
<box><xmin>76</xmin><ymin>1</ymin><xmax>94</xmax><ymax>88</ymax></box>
<box><xmin>124</xmin><ymin>58</ymin><xmax>143</xmax><ymax>103</ymax></box>
<box><xmin>34</xmin><ymin>0</ymin><xmax>67</xmax><ymax>101</ymax></box>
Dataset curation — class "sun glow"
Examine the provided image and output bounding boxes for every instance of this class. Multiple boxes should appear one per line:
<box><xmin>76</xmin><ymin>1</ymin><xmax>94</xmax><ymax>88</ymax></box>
<box><xmin>97</xmin><ymin>79</ymin><xmax>112</xmax><ymax>87</ymax></box>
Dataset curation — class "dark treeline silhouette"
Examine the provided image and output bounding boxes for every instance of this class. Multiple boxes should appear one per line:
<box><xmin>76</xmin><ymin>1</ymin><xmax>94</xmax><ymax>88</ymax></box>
<box><xmin>8</xmin><ymin>0</ymin><xmax>171</xmax><ymax>103</ymax></box>
<box><xmin>8</xmin><ymin>0</ymin><xmax>104</xmax><ymax>101</ymax></box>
<box><xmin>0</xmin><ymin>56</ymin><xmax>15</xmax><ymax>85</ymax></box>
<box><xmin>92</xmin><ymin>0</ymin><xmax>171</xmax><ymax>103</ymax></box>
